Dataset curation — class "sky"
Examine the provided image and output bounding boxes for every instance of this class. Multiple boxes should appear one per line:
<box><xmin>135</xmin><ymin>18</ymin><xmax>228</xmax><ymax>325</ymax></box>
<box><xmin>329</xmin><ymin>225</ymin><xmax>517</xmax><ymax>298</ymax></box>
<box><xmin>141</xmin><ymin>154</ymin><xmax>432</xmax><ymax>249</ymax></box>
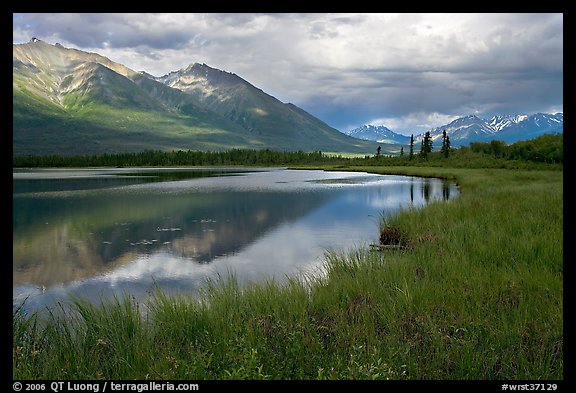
<box><xmin>12</xmin><ymin>13</ymin><xmax>563</xmax><ymax>136</ymax></box>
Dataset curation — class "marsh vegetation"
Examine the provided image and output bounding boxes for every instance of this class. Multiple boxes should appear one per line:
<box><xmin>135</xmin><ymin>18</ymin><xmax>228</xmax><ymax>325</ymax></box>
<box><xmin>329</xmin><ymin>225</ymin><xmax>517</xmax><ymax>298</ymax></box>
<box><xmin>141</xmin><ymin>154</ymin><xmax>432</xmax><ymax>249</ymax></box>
<box><xmin>13</xmin><ymin>135</ymin><xmax>563</xmax><ymax>380</ymax></box>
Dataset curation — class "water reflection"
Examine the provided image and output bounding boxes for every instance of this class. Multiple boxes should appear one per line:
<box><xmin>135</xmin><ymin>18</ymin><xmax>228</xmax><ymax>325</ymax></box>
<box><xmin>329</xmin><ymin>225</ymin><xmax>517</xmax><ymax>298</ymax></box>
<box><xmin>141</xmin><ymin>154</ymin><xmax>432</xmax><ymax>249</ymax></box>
<box><xmin>13</xmin><ymin>168</ymin><xmax>459</xmax><ymax>314</ymax></box>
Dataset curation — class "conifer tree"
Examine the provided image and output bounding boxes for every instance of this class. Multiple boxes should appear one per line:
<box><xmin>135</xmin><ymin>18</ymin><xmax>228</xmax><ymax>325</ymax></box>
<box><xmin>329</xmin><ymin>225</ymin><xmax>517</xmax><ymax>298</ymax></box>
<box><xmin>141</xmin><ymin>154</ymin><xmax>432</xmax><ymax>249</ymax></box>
<box><xmin>420</xmin><ymin>131</ymin><xmax>432</xmax><ymax>158</ymax></box>
<box><xmin>441</xmin><ymin>129</ymin><xmax>451</xmax><ymax>158</ymax></box>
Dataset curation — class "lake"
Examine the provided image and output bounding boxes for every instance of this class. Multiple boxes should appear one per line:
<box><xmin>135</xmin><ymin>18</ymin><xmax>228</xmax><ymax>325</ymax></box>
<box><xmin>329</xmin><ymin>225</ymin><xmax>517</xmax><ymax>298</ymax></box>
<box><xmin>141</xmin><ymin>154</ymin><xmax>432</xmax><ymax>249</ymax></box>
<box><xmin>13</xmin><ymin>167</ymin><xmax>459</xmax><ymax>314</ymax></box>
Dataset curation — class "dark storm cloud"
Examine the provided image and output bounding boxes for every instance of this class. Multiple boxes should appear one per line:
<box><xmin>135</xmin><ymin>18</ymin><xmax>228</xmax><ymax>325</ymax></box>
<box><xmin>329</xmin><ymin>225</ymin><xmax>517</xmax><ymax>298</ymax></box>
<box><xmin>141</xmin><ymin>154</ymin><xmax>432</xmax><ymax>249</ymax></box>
<box><xmin>13</xmin><ymin>13</ymin><xmax>198</xmax><ymax>49</ymax></box>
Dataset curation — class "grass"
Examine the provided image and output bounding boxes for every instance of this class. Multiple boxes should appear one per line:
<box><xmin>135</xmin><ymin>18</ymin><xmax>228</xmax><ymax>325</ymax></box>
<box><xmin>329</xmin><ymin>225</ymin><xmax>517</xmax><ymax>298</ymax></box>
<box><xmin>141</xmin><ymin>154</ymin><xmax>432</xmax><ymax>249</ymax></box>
<box><xmin>13</xmin><ymin>166</ymin><xmax>563</xmax><ymax>380</ymax></box>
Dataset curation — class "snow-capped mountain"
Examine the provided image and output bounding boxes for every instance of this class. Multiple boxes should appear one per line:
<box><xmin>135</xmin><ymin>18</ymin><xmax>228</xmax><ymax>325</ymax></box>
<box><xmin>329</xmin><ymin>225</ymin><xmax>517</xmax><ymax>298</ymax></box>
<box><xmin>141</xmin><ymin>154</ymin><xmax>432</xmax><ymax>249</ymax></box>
<box><xmin>488</xmin><ymin>114</ymin><xmax>529</xmax><ymax>131</ymax></box>
<box><xmin>425</xmin><ymin>115</ymin><xmax>497</xmax><ymax>145</ymax></box>
<box><xmin>421</xmin><ymin>113</ymin><xmax>563</xmax><ymax>146</ymax></box>
<box><xmin>345</xmin><ymin>125</ymin><xmax>410</xmax><ymax>145</ymax></box>
<box><xmin>489</xmin><ymin>113</ymin><xmax>563</xmax><ymax>144</ymax></box>
<box><xmin>347</xmin><ymin>113</ymin><xmax>563</xmax><ymax>147</ymax></box>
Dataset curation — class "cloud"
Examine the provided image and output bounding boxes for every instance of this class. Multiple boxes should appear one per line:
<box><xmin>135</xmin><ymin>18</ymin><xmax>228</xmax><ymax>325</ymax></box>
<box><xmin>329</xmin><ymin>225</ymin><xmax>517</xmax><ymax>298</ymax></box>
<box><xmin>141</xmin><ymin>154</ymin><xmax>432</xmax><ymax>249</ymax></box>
<box><xmin>13</xmin><ymin>13</ymin><xmax>563</xmax><ymax>135</ymax></box>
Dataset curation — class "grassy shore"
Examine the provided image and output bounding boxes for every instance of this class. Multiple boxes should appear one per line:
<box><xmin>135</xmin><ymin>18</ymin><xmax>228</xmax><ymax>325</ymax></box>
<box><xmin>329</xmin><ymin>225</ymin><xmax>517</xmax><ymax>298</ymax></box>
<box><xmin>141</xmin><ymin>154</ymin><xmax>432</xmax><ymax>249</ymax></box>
<box><xmin>13</xmin><ymin>166</ymin><xmax>563</xmax><ymax>380</ymax></box>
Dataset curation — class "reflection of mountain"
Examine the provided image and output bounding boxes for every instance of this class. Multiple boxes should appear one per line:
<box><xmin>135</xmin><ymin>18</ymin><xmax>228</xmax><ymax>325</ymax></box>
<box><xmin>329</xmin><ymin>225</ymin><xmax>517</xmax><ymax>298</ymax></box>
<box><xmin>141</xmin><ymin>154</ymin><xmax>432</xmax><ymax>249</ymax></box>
<box><xmin>13</xmin><ymin>188</ymin><xmax>329</xmax><ymax>288</ymax></box>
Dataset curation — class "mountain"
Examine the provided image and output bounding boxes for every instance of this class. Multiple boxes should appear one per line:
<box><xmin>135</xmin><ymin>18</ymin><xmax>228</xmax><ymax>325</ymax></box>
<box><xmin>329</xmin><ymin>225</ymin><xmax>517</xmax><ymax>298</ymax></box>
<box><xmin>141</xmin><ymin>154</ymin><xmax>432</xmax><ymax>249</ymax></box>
<box><xmin>155</xmin><ymin>63</ymin><xmax>380</xmax><ymax>152</ymax></box>
<box><xmin>487</xmin><ymin>114</ymin><xmax>529</xmax><ymax>130</ymax></box>
<box><xmin>425</xmin><ymin>115</ymin><xmax>497</xmax><ymax>145</ymax></box>
<box><xmin>345</xmin><ymin>125</ymin><xmax>410</xmax><ymax>145</ymax></box>
<box><xmin>420</xmin><ymin>113</ymin><xmax>563</xmax><ymax>147</ymax></box>
<box><xmin>13</xmin><ymin>39</ymin><xmax>380</xmax><ymax>156</ymax></box>
<box><xmin>483</xmin><ymin>113</ymin><xmax>563</xmax><ymax>144</ymax></box>
<box><xmin>348</xmin><ymin>113</ymin><xmax>563</xmax><ymax>148</ymax></box>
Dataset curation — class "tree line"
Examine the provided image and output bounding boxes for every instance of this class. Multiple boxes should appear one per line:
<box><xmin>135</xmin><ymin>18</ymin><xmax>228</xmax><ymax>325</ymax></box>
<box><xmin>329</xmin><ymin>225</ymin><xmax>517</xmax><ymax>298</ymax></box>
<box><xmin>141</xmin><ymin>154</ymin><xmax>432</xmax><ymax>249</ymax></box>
<box><xmin>359</xmin><ymin>133</ymin><xmax>562</xmax><ymax>169</ymax></box>
<box><xmin>12</xmin><ymin>134</ymin><xmax>562</xmax><ymax>168</ymax></box>
<box><xmin>467</xmin><ymin>133</ymin><xmax>562</xmax><ymax>163</ymax></box>
<box><xmin>12</xmin><ymin>148</ymin><xmax>346</xmax><ymax>168</ymax></box>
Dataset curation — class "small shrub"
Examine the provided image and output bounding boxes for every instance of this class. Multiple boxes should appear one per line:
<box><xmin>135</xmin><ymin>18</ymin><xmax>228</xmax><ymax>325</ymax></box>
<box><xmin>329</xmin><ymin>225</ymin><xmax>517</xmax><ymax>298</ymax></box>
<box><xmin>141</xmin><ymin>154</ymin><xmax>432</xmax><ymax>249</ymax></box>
<box><xmin>379</xmin><ymin>226</ymin><xmax>409</xmax><ymax>247</ymax></box>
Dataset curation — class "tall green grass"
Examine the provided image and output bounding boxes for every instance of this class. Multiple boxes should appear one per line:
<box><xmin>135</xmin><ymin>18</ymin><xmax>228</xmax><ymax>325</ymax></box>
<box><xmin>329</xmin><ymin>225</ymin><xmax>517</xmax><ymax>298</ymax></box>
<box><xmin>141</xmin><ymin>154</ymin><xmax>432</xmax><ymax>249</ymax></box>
<box><xmin>13</xmin><ymin>168</ymin><xmax>563</xmax><ymax>380</ymax></box>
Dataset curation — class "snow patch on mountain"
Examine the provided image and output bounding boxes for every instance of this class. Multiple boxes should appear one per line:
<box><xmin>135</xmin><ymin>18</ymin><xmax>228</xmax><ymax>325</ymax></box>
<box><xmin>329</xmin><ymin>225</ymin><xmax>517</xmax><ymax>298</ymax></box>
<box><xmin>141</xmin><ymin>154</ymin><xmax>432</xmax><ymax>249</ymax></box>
<box><xmin>346</xmin><ymin>113</ymin><xmax>562</xmax><ymax>147</ymax></box>
<box><xmin>345</xmin><ymin>125</ymin><xmax>410</xmax><ymax>144</ymax></box>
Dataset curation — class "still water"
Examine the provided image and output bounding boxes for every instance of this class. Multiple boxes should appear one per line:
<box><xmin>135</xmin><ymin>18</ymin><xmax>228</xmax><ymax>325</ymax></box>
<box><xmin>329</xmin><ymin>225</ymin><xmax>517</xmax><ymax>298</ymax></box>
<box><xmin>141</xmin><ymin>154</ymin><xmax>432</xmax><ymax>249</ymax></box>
<box><xmin>13</xmin><ymin>167</ymin><xmax>459</xmax><ymax>314</ymax></box>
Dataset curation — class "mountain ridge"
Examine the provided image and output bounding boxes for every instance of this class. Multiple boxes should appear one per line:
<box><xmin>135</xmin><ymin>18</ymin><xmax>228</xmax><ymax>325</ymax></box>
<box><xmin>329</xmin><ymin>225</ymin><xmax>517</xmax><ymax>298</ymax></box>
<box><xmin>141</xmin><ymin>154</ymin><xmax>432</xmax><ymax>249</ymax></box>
<box><xmin>13</xmin><ymin>39</ymin><xmax>382</xmax><ymax>156</ymax></box>
<box><xmin>347</xmin><ymin>112</ymin><xmax>563</xmax><ymax>147</ymax></box>
<box><xmin>14</xmin><ymin>38</ymin><xmax>560</xmax><ymax>156</ymax></box>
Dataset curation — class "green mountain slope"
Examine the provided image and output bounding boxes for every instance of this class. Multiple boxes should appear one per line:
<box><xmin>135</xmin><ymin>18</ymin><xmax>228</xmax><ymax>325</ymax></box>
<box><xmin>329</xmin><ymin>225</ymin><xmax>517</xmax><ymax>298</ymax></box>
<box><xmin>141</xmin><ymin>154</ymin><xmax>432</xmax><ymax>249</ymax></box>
<box><xmin>157</xmin><ymin>63</ymin><xmax>380</xmax><ymax>153</ymax></box>
<box><xmin>13</xmin><ymin>39</ymin><xmax>383</xmax><ymax>156</ymax></box>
